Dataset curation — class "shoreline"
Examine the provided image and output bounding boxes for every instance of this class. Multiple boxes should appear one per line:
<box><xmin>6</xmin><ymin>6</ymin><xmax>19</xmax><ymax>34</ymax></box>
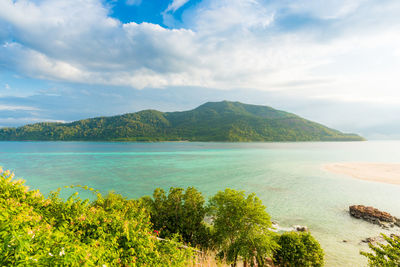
<box><xmin>324</xmin><ymin>162</ymin><xmax>400</xmax><ymax>185</ymax></box>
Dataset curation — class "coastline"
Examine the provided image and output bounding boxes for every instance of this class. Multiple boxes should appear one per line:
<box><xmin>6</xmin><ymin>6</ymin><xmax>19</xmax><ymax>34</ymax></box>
<box><xmin>324</xmin><ymin>162</ymin><xmax>400</xmax><ymax>185</ymax></box>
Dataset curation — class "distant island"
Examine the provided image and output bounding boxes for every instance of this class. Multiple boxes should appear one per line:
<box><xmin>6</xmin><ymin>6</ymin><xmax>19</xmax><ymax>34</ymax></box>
<box><xmin>0</xmin><ymin>101</ymin><xmax>364</xmax><ymax>142</ymax></box>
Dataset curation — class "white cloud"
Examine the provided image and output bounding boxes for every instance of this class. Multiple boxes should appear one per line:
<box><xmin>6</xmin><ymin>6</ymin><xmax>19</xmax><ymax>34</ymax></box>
<box><xmin>280</xmin><ymin>0</ymin><xmax>366</xmax><ymax>19</ymax></box>
<box><xmin>165</xmin><ymin>0</ymin><xmax>190</xmax><ymax>13</ymax></box>
<box><xmin>126</xmin><ymin>0</ymin><xmax>141</xmax><ymax>6</ymax></box>
<box><xmin>0</xmin><ymin>117</ymin><xmax>66</xmax><ymax>127</ymax></box>
<box><xmin>0</xmin><ymin>104</ymin><xmax>39</xmax><ymax>111</ymax></box>
<box><xmin>182</xmin><ymin>0</ymin><xmax>275</xmax><ymax>32</ymax></box>
<box><xmin>0</xmin><ymin>0</ymin><xmax>400</xmax><ymax>106</ymax></box>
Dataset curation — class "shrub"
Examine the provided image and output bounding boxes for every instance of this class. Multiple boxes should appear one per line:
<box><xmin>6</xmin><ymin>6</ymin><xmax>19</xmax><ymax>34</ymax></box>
<box><xmin>274</xmin><ymin>231</ymin><xmax>324</xmax><ymax>267</ymax></box>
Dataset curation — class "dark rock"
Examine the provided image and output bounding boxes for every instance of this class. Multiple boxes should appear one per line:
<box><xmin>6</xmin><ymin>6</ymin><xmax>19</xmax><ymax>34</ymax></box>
<box><xmin>361</xmin><ymin>236</ymin><xmax>385</xmax><ymax>244</ymax></box>
<box><xmin>349</xmin><ymin>205</ymin><xmax>398</xmax><ymax>228</ymax></box>
<box><xmin>395</xmin><ymin>217</ymin><xmax>400</xmax><ymax>227</ymax></box>
<box><xmin>293</xmin><ymin>225</ymin><xmax>308</xmax><ymax>232</ymax></box>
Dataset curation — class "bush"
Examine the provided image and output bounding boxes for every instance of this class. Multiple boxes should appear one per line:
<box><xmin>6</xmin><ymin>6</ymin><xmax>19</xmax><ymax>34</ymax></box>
<box><xmin>274</xmin><ymin>231</ymin><xmax>324</xmax><ymax>267</ymax></box>
<box><xmin>361</xmin><ymin>234</ymin><xmax>400</xmax><ymax>266</ymax></box>
<box><xmin>0</xmin><ymin>168</ymin><xmax>194</xmax><ymax>266</ymax></box>
<box><xmin>140</xmin><ymin>187</ymin><xmax>211</xmax><ymax>248</ymax></box>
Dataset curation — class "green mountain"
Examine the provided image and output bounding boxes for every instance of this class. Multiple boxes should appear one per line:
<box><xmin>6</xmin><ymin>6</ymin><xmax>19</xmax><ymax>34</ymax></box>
<box><xmin>0</xmin><ymin>101</ymin><xmax>364</xmax><ymax>141</ymax></box>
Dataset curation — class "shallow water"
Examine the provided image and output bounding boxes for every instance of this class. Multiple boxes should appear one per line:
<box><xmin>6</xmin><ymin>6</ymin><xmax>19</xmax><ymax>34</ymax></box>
<box><xmin>1</xmin><ymin>141</ymin><xmax>400</xmax><ymax>266</ymax></box>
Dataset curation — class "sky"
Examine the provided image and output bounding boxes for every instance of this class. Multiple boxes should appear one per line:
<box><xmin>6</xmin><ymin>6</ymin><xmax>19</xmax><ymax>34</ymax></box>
<box><xmin>1</xmin><ymin>0</ymin><xmax>400</xmax><ymax>139</ymax></box>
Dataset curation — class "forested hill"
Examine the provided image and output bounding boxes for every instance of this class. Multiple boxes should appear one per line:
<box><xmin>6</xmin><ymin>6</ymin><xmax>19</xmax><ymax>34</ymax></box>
<box><xmin>0</xmin><ymin>101</ymin><xmax>364</xmax><ymax>141</ymax></box>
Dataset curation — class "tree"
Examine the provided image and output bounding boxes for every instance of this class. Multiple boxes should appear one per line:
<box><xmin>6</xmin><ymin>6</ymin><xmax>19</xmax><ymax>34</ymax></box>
<box><xmin>274</xmin><ymin>231</ymin><xmax>324</xmax><ymax>267</ymax></box>
<box><xmin>207</xmin><ymin>188</ymin><xmax>276</xmax><ymax>266</ymax></box>
<box><xmin>141</xmin><ymin>187</ymin><xmax>210</xmax><ymax>248</ymax></box>
<box><xmin>361</xmin><ymin>234</ymin><xmax>400</xmax><ymax>266</ymax></box>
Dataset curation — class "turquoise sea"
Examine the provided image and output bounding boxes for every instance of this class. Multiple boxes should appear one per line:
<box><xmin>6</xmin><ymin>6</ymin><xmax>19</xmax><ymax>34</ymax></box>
<box><xmin>1</xmin><ymin>141</ymin><xmax>400</xmax><ymax>266</ymax></box>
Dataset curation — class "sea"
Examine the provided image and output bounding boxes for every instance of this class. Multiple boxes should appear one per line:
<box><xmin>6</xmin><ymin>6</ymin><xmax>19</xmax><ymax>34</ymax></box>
<box><xmin>1</xmin><ymin>140</ymin><xmax>400</xmax><ymax>266</ymax></box>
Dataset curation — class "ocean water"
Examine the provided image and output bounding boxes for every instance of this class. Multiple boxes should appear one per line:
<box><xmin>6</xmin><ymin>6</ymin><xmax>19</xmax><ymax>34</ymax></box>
<box><xmin>1</xmin><ymin>141</ymin><xmax>400</xmax><ymax>266</ymax></box>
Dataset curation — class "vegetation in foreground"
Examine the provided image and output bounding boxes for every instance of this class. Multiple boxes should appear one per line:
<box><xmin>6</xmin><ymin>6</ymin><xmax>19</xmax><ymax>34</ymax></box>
<box><xmin>0</xmin><ymin>168</ymin><xmax>325</xmax><ymax>266</ymax></box>
<box><xmin>361</xmin><ymin>234</ymin><xmax>400</xmax><ymax>266</ymax></box>
<box><xmin>0</xmin><ymin>168</ymin><xmax>192</xmax><ymax>266</ymax></box>
<box><xmin>0</xmin><ymin>101</ymin><xmax>364</xmax><ymax>142</ymax></box>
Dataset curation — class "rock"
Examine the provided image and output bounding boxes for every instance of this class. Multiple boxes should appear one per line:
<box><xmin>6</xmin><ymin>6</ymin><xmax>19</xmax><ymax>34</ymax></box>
<box><xmin>361</xmin><ymin>235</ymin><xmax>400</xmax><ymax>246</ymax></box>
<box><xmin>361</xmin><ymin>236</ymin><xmax>385</xmax><ymax>244</ymax></box>
<box><xmin>395</xmin><ymin>217</ymin><xmax>400</xmax><ymax>227</ymax></box>
<box><xmin>349</xmin><ymin>205</ymin><xmax>398</xmax><ymax>227</ymax></box>
<box><xmin>342</xmin><ymin>240</ymin><xmax>348</xmax><ymax>243</ymax></box>
<box><xmin>293</xmin><ymin>225</ymin><xmax>308</xmax><ymax>232</ymax></box>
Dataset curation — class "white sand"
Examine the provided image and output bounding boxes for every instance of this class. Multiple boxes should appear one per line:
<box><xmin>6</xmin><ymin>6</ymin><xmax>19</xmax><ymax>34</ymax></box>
<box><xmin>323</xmin><ymin>162</ymin><xmax>400</xmax><ymax>185</ymax></box>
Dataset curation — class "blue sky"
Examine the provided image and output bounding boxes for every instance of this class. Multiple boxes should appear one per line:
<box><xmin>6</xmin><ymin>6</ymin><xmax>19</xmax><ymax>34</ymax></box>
<box><xmin>107</xmin><ymin>0</ymin><xmax>203</xmax><ymax>26</ymax></box>
<box><xmin>1</xmin><ymin>0</ymin><xmax>400</xmax><ymax>138</ymax></box>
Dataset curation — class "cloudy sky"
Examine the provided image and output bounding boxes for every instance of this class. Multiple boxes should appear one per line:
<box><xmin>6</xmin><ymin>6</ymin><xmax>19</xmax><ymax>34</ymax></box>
<box><xmin>1</xmin><ymin>0</ymin><xmax>400</xmax><ymax>138</ymax></box>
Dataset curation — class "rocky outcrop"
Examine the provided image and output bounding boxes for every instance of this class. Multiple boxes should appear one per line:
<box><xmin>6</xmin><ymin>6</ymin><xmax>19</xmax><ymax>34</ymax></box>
<box><xmin>349</xmin><ymin>205</ymin><xmax>400</xmax><ymax>228</ymax></box>
<box><xmin>361</xmin><ymin>234</ymin><xmax>400</xmax><ymax>245</ymax></box>
<box><xmin>361</xmin><ymin>236</ymin><xmax>385</xmax><ymax>244</ymax></box>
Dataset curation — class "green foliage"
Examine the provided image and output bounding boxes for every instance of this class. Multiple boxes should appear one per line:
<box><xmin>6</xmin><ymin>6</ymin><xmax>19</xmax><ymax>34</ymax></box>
<box><xmin>0</xmin><ymin>168</ymin><xmax>194</xmax><ymax>266</ymax></box>
<box><xmin>274</xmin><ymin>231</ymin><xmax>324</xmax><ymax>267</ymax></box>
<box><xmin>0</xmin><ymin>166</ymin><xmax>326</xmax><ymax>266</ymax></box>
<box><xmin>0</xmin><ymin>101</ymin><xmax>364</xmax><ymax>141</ymax></box>
<box><xmin>361</xmin><ymin>234</ymin><xmax>400</xmax><ymax>266</ymax></box>
<box><xmin>208</xmin><ymin>188</ymin><xmax>276</xmax><ymax>266</ymax></box>
<box><xmin>140</xmin><ymin>187</ymin><xmax>211</xmax><ymax>249</ymax></box>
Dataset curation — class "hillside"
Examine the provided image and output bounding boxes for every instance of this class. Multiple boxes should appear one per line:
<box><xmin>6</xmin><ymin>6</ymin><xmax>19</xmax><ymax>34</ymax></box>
<box><xmin>0</xmin><ymin>101</ymin><xmax>364</xmax><ymax>141</ymax></box>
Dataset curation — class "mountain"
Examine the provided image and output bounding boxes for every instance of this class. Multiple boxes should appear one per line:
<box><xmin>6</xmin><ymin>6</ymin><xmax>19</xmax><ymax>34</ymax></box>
<box><xmin>0</xmin><ymin>101</ymin><xmax>364</xmax><ymax>141</ymax></box>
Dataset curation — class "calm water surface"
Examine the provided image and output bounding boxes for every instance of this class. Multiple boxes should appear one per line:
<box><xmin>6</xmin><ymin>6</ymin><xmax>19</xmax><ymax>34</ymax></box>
<box><xmin>1</xmin><ymin>141</ymin><xmax>400</xmax><ymax>266</ymax></box>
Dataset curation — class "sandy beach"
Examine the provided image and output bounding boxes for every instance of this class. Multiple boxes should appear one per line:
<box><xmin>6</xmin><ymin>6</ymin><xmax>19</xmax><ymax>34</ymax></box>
<box><xmin>324</xmin><ymin>162</ymin><xmax>400</xmax><ymax>185</ymax></box>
